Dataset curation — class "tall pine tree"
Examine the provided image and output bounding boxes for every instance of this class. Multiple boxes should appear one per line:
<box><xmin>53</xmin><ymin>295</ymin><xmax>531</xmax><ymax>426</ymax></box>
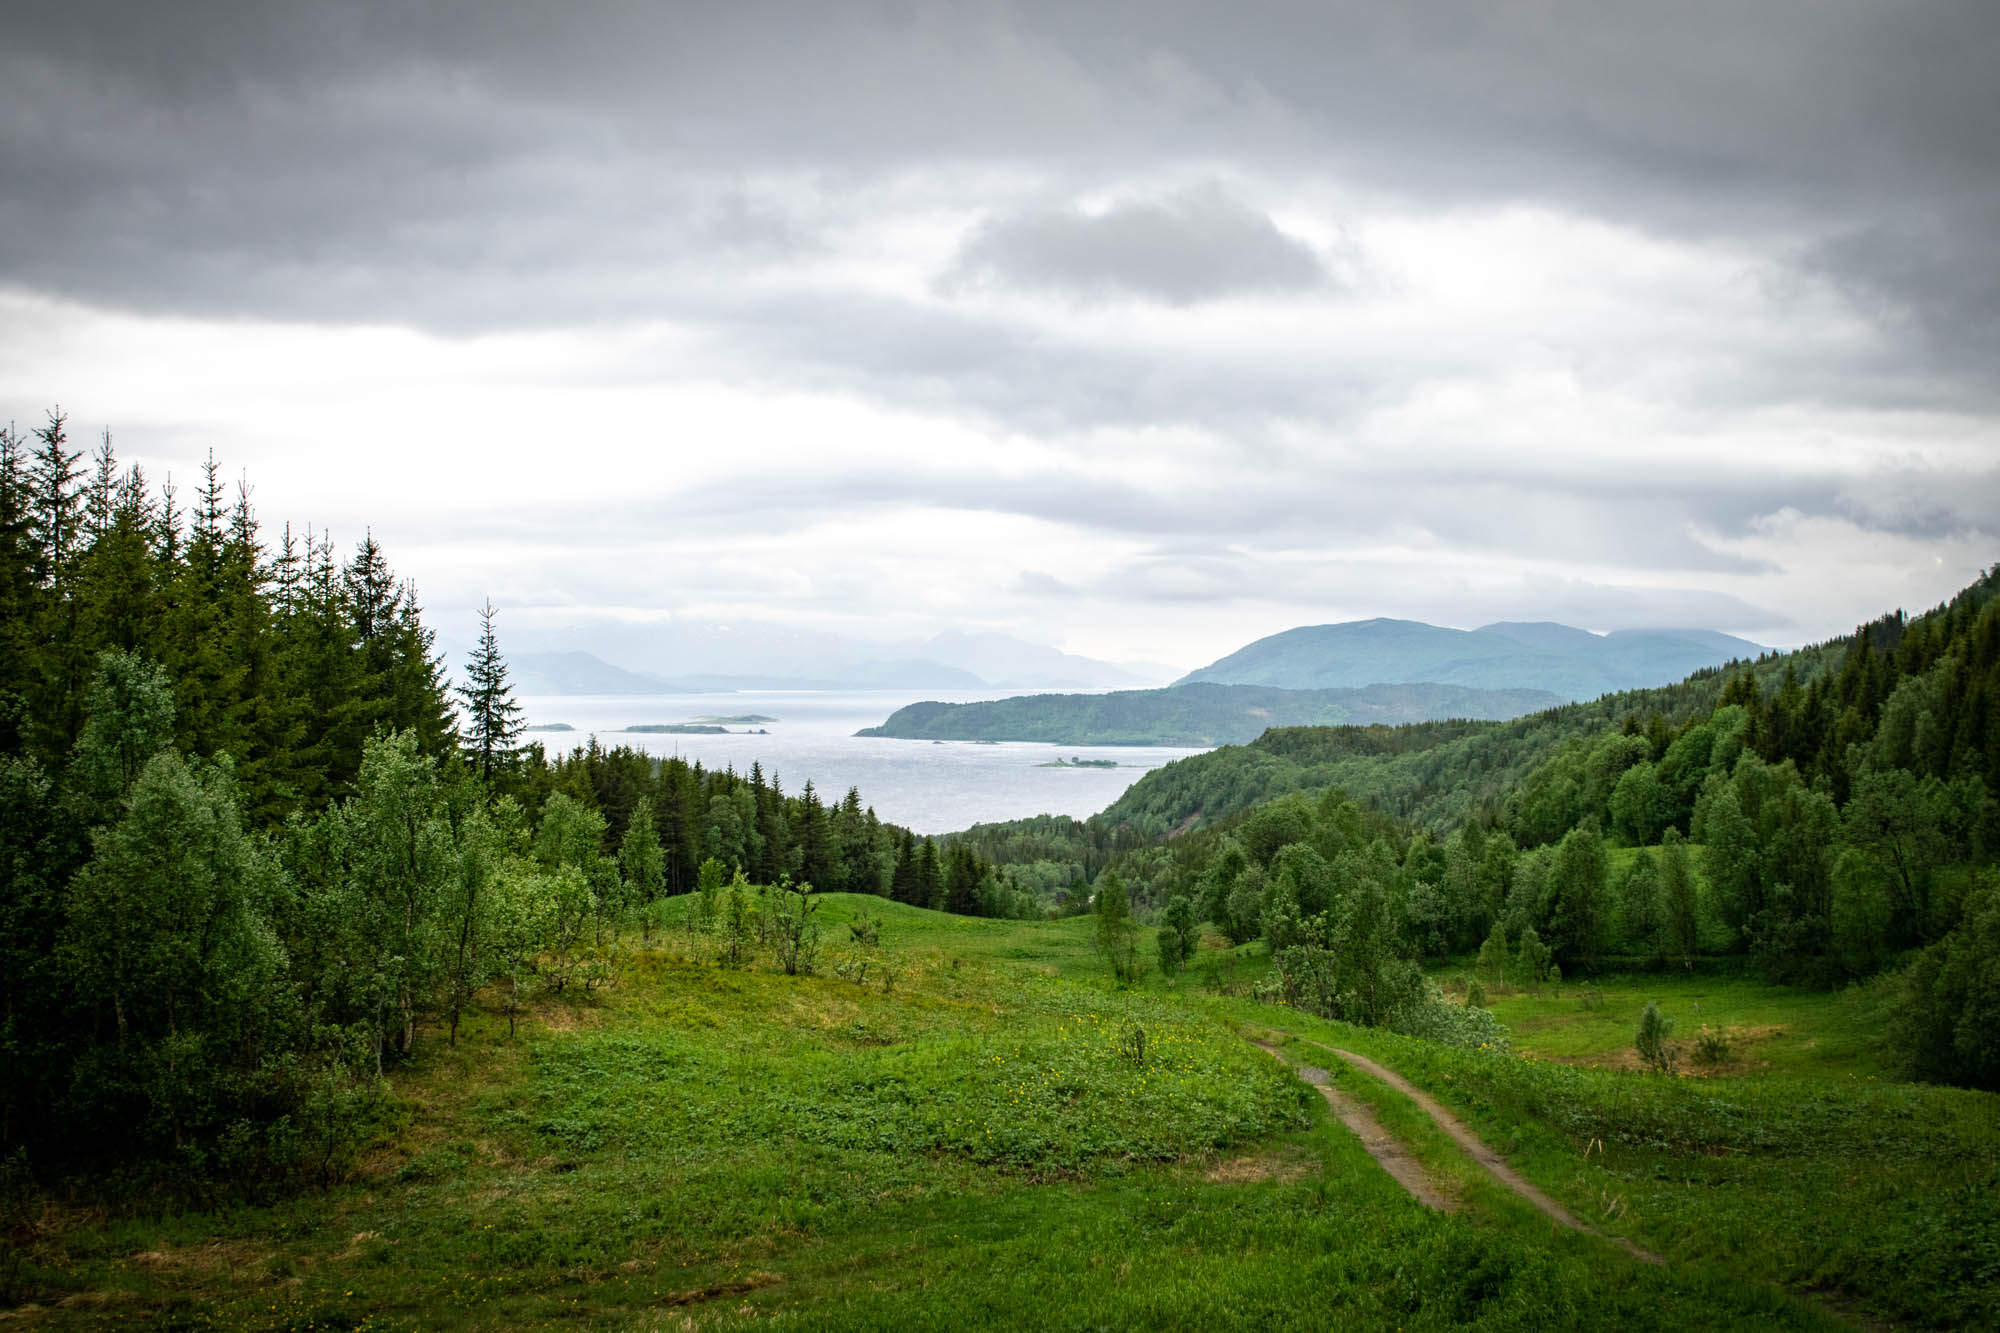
<box><xmin>456</xmin><ymin>599</ymin><xmax>523</xmax><ymax>782</ymax></box>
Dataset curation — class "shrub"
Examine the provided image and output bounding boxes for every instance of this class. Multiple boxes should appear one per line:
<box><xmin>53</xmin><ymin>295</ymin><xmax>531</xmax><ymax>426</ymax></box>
<box><xmin>1465</xmin><ymin>979</ymin><xmax>1487</xmax><ymax>1009</ymax></box>
<box><xmin>1692</xmin><ymin>1024</ymin><xmax>1732</xmax><ymax>1064</ymax></box>
<box><xmin>770</xmin><ymin>878</ymin><xmax>823</xmax><ymax>976</ymax></box>
<box><xmin>1635</xmin><ymin>1001</ymin><xmax>1677</xmax><ymax>1074</ymax></box>
<box><xmin>1513</xmin><ymin>927</ymin><xmax>1553</xmax><ymax>995</ymax></box>
<box><xmin>1093</xmin><ymin>872</ymin><xmax>1142</xmax><ymax>983</ymax></box>
<box><xmin>1388</xmin><ymin>979</ymin><xmax>1511</xmax><ymax>1052</ymax></box>
<box><xmin>1476</xmin><ymin>921</ymin><xmax>1508</xmax><ymax>986</ymax></box>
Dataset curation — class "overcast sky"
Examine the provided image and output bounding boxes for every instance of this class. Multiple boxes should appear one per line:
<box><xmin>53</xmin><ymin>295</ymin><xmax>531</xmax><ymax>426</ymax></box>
<box><xmin>4</xmin><ymin>1</ymin><xmax>1997</xmax><ymax>669</ymax></box>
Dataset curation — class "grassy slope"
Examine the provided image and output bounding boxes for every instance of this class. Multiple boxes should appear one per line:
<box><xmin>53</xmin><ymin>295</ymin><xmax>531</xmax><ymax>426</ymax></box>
<box><xmin>10</xmin><ymin>897</ymin><xmax>1984</xmax><ymax>1330</ymax></box>
<box><xmin>1234</xmin><ymin>1004</ymin><xmax>2000</xmax><ymax>1331</ymax></box>
<box><xmin>1459</xmin><ymin>972</ymin><xmax>1903</xmax><ymax>1078</ymax></box>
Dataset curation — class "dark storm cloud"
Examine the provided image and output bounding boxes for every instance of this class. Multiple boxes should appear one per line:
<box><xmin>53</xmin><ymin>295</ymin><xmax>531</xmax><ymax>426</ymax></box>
<box><xmin>7</xmin><ymin>1</ymin><xmax>1999</xmax><ymax>352</ymax></box>
<box><xmin>1831</xmin><ymin>465</ymin><xmax>2000</xmax><ymax>541</ymax></box>
<box><xmin>4</xmin><ymin>0</ymin><xmax>1997</xmax><ymax>635</ymax></box>
<box><xmin>695</xmin><ymin>287</ymin><xmax>1376</xmax><ymax>434</ymax></box>
<box><xmin>947</xmin><ymin>185</ymin><xmax>1328</xmax><ymax>304</ymax></box>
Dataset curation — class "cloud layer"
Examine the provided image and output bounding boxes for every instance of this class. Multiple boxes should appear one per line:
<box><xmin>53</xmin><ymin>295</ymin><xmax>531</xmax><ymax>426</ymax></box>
<box><xmin>2</xmin><ymin>1</ymin><xmax>1995</xmax><ymax>665</ymax></box>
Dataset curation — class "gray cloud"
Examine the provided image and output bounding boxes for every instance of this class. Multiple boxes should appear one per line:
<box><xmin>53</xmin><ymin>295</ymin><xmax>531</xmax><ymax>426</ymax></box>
<box><xmin>1015</xmin><ymin>570</ymin><xmax>1080</xmax><ymax>598</ymax></box>
<box><xmin>947</xmin><ymin>184</ymin><xmax>1328</xmax><ymax>304</ymax></box>
<box><xmin>6</xmin><ymin>2</ymin><xmax>1998</xmax><ymax>365</ymax></box>
<box><xmin>1071</xmin><ymin>549</ymin><xmax>1788</xmax><ymax>632</ymax></box>
<box><xmin>5</xmin><ymin>1</ymin><xmax>1997</xmax><ymax>661</ymax></box>
<box><xmin>379</xmin><ymin>436</ymin><xmax>1994</xmax><ymax>586</ymax></box>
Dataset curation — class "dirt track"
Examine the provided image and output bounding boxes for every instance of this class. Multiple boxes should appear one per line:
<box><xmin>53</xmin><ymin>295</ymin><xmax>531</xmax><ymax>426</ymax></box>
<box><xmin>1309</xmin><ymin>1040</ymin><xmax>1665</xmax><ymax>1265</ymax></box>
<box><xmin>1253</xmin><ymin>1040</ymin><xmax>1455</xmax><ymax>1211</ymax></box>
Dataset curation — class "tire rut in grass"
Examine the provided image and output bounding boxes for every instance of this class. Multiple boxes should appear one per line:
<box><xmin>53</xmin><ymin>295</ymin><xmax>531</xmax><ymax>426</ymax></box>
<box><xmin>1309</xmin><ymin>1041</ymin><xmax>1665</xmax><ymax>1266</ymax></box>
<box><xmin>1252</xmin><ymin>1040</ymin><xmax>1455</xmax><ymax>1212</ymax></box>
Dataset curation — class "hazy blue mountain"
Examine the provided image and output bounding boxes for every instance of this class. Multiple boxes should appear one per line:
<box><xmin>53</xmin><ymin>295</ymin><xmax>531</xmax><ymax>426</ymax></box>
<box><xmin>496</xmin><ymin>621</ymin><xmax>1156</xmax><ymax>692</ymax></box>
<box><xmin>856</xmin><ymin>680</ymin><xmax>1563</xmax><ymax>746</ymax></box>
<box><xmin>1179</xmin><ymin>618</ymin><xmax>1763</xmax><ymax>701</ymax></box>
<box><xmin>816</xmin><ymin>659</ymin><xmax>991</xmax><ymax>689</ymax></box>
<box><xmin>1476</xmin><ymin>621</ymin><xmax>1608</xmax><ymax>655</ymax></box>
<box><xmin>511</xmin><ymin>652</ymin><xmax>680</xmax><ymax>695</ymax></box>
<box><xmin>509</xmin><ymin>652</ymin><xmax>991</xmax><ymax>694</ymax></box>
<box><xmin>917</xmin><ymin>630</ymin><xmax>1174</xmax><ymax>687</ymax></box>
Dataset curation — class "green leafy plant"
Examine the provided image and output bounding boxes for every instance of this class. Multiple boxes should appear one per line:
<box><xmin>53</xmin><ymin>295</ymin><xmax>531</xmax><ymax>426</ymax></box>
<box><xmin>770</xmin><ymin>878</ymin><xmax>823</xmax><ymax>977</ymax></box>
<box><xmin>1692</xmin><ymin>1024</ymin><xmax>1732</xmax><ymax>1065</ymax></box>
<box><xmin>1635</xmin><ymin>1001</ymin><xmax>1677</xmax><ymax>1074</ymax></box>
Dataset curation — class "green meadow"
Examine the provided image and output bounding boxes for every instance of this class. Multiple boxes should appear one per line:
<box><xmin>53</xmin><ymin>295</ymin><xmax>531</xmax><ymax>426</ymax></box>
<box><xmin>7</xmin><ymin>896</ymin><xmax>1994</xmax><ymax>1330</ymax></box>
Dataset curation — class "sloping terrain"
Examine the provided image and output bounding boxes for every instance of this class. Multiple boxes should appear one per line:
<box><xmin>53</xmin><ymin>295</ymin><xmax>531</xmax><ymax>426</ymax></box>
<box><xmin>1180</xmin><ymin>618</ymin><xmax>1763</xmax><ymax>700</ymax></box>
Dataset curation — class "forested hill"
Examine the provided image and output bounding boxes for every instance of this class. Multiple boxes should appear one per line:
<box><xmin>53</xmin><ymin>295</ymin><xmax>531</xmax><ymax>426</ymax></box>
<box><xmin>949</xmin><ymin>565</ymin><xmax>2000</xmax><ymax>1088</ymax></box>
<box><xmin>856</xmin><ymin>680</ymin><xmax>1562</xmax><ymax>746</ymax></box>
<box><xmin>1098</xmin><ymin>574</ymin><xmax>1997</xmax><ymax>839</ymax></box>
<box><xmin>0</xmin><ymin>412</ymin><xmax>1033</xmax><ymax>1193</ymax></box>
<box><xmin>1097</xmin><ymin>663</ymin><xmax>1768</xmax><ymax>838</ymax></box>
<box><xmin>1179</xmin><ymin>617</ymin><xmax>1765</xmax><ymax>700</ymax></box>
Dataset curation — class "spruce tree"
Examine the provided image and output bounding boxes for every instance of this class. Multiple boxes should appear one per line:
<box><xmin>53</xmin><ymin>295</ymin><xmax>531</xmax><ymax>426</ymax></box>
<box><xmin>456</xmin><ymin>599</ymin><xmax>524</xmax><ymax>782</ymax></box>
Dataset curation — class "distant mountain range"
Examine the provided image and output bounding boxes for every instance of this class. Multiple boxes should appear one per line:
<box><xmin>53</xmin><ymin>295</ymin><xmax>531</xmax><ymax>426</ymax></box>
<box><xmin>1179</xmin><ymin>619</ymin><xmax>1765</xmax><ymax>701</ymax></box>
<box><xmin>495</xmin><ymin>616</ymin><xmax>1765</xmax><ymax>725</ymax></box>
<box><xmin>856</xmin><ymin>681</ymin><xmax>1564</xmax><ymax>746</ymax></box>
<box><xmin>499</xmin><ymin>627</ymin><xmax>1174</xmax><ymax>695</ymax></box>
<box><xmin>853</xmin><ymin>617</ymin><xmax>1767</xmax><ymax>744</ymax></box>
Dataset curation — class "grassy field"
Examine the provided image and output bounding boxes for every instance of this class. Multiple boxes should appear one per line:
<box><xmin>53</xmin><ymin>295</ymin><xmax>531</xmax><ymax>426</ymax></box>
<box><xmin>1438</xmin><ymin>970</ymin><xmax>1904</xmax><ymax>1079</ymax></box>
<box><xmin>4</xmin><ymin>897</ymin><xmax>1990</xmax><ymax>1330</ymax></box>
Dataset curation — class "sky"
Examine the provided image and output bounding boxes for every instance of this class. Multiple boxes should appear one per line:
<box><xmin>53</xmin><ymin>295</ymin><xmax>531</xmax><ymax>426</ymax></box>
<box><xmin>3</xmin><ymin>0</ymin><xmax>1997</xmax><ymax>671</ymax></box>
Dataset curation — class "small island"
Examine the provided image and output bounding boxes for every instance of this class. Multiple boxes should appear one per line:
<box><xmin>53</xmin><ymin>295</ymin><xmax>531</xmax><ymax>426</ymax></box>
<box><xmin>522</xmin><ymin>722</ymin><xmax>575</xmax><ymax>732</ymax></box>
<box><xmin>625</xmin><ymin>723</ymin><xmax>728</xmax><ymax>734</ymax></box>
<box><xmin>1038</xmin><ymin>756</ymin><xmax>1121</xmax><ymax>768</ymax></box>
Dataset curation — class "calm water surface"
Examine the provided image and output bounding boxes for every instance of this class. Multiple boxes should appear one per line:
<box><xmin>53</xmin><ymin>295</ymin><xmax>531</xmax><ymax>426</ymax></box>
<box><xmin>516</xmin><ymin>690</ymin><xmax>1210</xmax><ymax>834</ymax></box>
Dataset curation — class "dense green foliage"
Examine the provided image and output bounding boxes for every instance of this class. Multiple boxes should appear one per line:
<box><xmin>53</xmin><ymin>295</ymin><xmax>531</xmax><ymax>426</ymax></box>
<box><xmin>0</xmin><ymin>412</ymin><xmax>1038</xmax><ymax>1192</ymax></box>
<box><xmin>858</xmin><ymin>680</ymin><xmax>1561</xmax><ymax>745</ymax></box>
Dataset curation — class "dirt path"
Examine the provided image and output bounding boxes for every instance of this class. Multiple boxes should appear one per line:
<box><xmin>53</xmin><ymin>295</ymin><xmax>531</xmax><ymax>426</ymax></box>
<box><xmin>1252</xmin><ymin>1040</ymin><xmax>1455</xmax><ymax>1211</ymax></box>
<box><xmin>1313</xmin><ymin>1042</ymin><xmax>1665</xmax><ymax>1266</ymax></box>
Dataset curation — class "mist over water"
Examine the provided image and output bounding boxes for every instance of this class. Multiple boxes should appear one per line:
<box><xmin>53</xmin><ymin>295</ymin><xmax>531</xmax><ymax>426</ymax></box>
<box><xmin>516</xmin><ymin>690</ymin><xmax>1211</xmax><ymax>833</ymax></box>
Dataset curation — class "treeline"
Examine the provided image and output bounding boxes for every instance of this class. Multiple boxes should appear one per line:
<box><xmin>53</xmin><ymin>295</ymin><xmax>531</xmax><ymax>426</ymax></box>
<box><xmin>498</xmin><ymin>739</ymin><xmax>1036</xmax><ymax>921</ymax></box>
<box><xmin>0</xmin><ymin>412</ymin><xmax>1031</xmax><ymax>1192</ymax></box>
<box><xmin>1097</xmin><ymin>574</ymin><xmax>1997</xmax><ymax>848</ymax></box>
<box><xmin>0</xmin><ymin>414</ymin><xmax>452</xmax><ymax>817</ymax></box>
<box><xmin>1093</xmin><ymin>652</ymin><xmax>1858</xmax><ymax>839</ymax></box>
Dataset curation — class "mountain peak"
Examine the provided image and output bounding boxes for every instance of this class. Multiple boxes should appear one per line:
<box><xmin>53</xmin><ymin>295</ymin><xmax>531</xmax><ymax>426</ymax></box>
<box><xmin>1182</xmin><ymin>617</ymin><xmax>1764</xmax><ymax>701</ymax></box>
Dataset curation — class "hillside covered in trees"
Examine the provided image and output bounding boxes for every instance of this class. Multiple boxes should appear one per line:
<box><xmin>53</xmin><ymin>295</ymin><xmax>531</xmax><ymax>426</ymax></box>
<box><xmin>0</xmin><ymin>413</ymin><xmax>1028</xmax><ymax>1194</ymax></box>
<box><xmin>952</xmin><ymin>568</ymin><xmax>2000</xmax><ymax>1087</ymax></box>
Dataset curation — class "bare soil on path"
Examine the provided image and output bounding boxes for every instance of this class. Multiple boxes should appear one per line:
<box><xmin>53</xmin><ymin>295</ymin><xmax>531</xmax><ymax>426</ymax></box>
<box><xmin>1307</xmin><ymin>1040</ymin><xmax>1665</xmax><ymax>1265</ymax></box>
<box><xmin>1251</xmin><ymin>1040</ymin><xmax>1456</xmax><ymax>1211</ymax></box>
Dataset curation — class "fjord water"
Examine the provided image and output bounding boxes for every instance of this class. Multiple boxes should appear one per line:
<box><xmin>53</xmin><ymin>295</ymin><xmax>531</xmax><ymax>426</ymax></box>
<box><xmin>517</xmin><ymin>690</ymin><xmax>1211</xmax><ymax>833</ymax></box>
